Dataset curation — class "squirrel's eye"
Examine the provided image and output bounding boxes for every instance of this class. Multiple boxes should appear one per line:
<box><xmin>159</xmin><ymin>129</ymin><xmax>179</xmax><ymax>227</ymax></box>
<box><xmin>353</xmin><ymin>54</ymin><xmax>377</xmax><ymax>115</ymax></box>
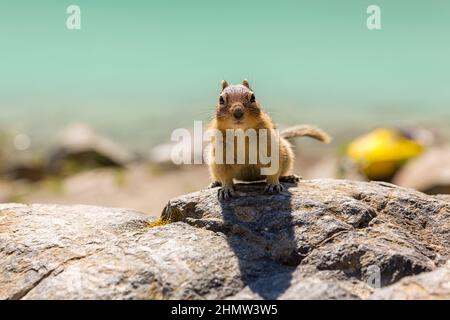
<box><xmin>250</xmin><ymin>94</ymin><xmax>256</xmax><ymax>103</ymax></box>
<box><xmin>219</xmin><ymin>96</ymin><xmax>225</xmax><ymax>104</ymax></box>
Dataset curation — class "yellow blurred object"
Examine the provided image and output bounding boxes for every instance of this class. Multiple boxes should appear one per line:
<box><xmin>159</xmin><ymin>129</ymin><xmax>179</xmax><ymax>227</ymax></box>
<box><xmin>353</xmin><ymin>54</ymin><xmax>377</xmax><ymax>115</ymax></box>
<box><xmin>347</xmin><ymin>128</ymin><xmax>424</xmax><ymax>180</ymax></box>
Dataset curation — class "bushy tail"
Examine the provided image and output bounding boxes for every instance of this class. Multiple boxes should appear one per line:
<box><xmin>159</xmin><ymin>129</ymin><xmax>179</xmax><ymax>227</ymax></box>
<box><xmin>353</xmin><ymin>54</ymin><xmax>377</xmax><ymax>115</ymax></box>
<box><xmin>280</xmin><ymin>125</ymin><xmax>331</xmax><ymax>143</ymax></box>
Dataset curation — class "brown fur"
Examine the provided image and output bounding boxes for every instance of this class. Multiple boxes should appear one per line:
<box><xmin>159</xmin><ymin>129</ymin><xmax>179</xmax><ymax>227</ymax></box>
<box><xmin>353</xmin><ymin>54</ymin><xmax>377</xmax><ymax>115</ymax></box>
<box><xmin>208</xmin><ymin>79</ymin><xmax>330</xmax><ymax>199</ymax></box>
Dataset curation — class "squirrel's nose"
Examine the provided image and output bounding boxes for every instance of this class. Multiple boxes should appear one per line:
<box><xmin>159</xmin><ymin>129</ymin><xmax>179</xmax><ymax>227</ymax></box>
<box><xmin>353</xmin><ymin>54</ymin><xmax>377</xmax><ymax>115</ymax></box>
<box><xmin>233</xmin><ymin>108</ymin><xmax>244</xmax><ymax>120</ymax></box>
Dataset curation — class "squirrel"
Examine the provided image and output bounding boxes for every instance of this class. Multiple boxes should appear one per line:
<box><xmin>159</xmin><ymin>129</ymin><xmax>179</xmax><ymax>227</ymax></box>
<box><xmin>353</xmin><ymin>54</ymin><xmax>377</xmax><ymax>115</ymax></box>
<box><xmin>208</xmin><ymin>79</ymin><xmax>331</xmax><ymax>200</ymax></box>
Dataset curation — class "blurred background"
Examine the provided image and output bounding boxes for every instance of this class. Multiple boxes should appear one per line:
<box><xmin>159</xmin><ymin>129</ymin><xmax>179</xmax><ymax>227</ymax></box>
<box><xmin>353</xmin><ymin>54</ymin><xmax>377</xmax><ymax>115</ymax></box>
<box><xmin>1</xmin><ymin>0</ymin><xmax>449</xmax><ymax>216</ymax></box>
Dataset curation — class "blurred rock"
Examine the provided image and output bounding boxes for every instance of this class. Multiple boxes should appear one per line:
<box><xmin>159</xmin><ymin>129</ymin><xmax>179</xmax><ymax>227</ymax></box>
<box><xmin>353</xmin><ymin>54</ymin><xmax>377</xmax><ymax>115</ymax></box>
<box><xmin>293</xmin><ymin>154</ymin><xmax>339</xmax><ymax>180</ymax></box>
<box><xmin>148</xmin><ymin>133</ymin><xmax>207</xmax><ymax>170</ymax></box>
<box><xmin>393</xmin><ymin>145</ymin><xmax>450</xmax><ymax>194</ymax></box>
<box><xmin>1</xmin><ymin>179</ymin><xmax>448</xmax><ymax>299</ymax></box>
<box><xmin>0</xmin><ymin>131</ymin><xmax>45</xmax><ymax>182</ymax></box>
<box><xmin>0</xmin><ymin>181</ymin><xmax>12</xmax><ymax>202</ymax></box>
<box><xmin>26</xmin><ymin>165</ymin><xmax>210</xmax><ymax>215</ymax></box>
<box><xmin>148</xmin><ymin>142</ymin><xmax>180</xmax><ymax>170</ymax></box>
<box><xmin>397</xmin><ymin>127</ymin><xmax>437</xmax><ymax>147</ymax></box>
<box><xmin>48</xmin><ymin>123</ymin><xmax>135</xmax><ymax>175</ymax></box>
<box><xmin>3</xmin><ymin>161</ymin><xmax>45</xmax><ymax>182</ymax></box>
<box><xmin>0</xmin><ymin>130</ymin><xmax>6</xmax><ymax>172</ymax></box>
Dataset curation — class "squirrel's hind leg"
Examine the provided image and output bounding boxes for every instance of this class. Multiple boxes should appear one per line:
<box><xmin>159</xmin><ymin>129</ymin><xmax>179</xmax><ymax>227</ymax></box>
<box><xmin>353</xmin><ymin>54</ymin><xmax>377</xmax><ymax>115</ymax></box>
<box><xmin>279</xmin><ymin>174</ymin><xmax>302</xmax><ymax>183</ymax></box>
<box><xmin>208</xmin><ymin>181</ymin><xmax>222</xmax><ymax>188</ymax></box>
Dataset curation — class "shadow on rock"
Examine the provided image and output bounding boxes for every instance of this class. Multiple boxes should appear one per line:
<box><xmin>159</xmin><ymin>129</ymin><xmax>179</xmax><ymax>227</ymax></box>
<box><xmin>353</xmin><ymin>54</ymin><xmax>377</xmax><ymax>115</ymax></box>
<box><xmin>217</xmin><ymin>183</ymin><xmax>298</xmax><ymax>299</ymax></box>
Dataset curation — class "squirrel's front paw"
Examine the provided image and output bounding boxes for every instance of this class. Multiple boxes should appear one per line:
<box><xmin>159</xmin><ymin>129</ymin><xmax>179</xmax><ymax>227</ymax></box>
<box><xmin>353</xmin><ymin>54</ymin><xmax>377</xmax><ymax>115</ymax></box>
<box><xmin>218</xmin><ymin>186</ymin><xmax>235</xmax><ymax>200</ymax></box>
<box><xmin>264</xmin><ymin>183</ymin><xmax>285</xmax><ymax>194</ymax></box>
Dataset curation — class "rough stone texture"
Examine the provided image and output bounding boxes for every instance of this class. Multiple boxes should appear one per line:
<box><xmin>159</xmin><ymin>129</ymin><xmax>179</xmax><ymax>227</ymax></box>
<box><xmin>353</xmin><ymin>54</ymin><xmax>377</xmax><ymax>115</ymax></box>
<box><xmin>1</xmin><ymin>179</ymin><xmax>449</xmax><ymax>299</ymax></box>
<box><xmin>370</xmin><ymin>260</ymin><xmax>450</xmax><ymax>299</ymax></box>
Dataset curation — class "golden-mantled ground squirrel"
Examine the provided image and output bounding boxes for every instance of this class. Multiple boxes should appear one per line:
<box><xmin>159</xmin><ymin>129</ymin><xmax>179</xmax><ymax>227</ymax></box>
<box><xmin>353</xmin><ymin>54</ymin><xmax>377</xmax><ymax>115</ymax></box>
<box><xmin>208</xmin><ymin>79</ymin><xmax>331</xmax><ymax>200</ymax></box>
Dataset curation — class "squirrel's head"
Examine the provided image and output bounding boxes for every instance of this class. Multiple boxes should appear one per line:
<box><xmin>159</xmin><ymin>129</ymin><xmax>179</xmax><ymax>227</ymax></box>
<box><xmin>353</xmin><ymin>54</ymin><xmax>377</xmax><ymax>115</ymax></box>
<box><xmin>215</xmin><ymin>79</ymin><xmax>261</xmax><ymax>129</ymax></box>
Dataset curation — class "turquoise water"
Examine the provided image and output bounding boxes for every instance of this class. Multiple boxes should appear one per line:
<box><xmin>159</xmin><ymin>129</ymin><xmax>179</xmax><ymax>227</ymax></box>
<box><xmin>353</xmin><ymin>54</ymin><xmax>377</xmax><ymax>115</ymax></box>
<box><xmin>1</xmin><ymin>1</ymin><xmax>449</xmax><ymax>149</ymax></box>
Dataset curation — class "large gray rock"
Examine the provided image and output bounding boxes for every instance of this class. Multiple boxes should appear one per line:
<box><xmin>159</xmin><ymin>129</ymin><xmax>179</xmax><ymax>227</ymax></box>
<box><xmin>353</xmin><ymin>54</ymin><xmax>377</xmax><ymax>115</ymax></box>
<box><xmin>0</xmin><ymin>179</ymin><xmax>449</xmax><ymax>299</ymax></box>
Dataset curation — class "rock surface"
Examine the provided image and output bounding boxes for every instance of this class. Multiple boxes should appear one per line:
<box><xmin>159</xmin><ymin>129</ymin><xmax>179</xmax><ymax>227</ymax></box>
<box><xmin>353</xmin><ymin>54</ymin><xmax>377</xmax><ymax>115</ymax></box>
<box><xmin>0</xmin><ymin>179</ymin><xmax>449</xmax><ymax>299</ymax></box>
<box><xmin>370</xmin><ymin>260</ymin><xmax>450</xmax><ymax>299</ymax></box>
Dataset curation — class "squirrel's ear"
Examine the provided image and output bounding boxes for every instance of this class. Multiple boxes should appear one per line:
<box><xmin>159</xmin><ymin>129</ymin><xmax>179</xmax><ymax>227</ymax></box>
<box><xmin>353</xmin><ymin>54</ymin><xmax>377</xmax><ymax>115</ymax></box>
<box><xmin>221</xmin><ymin>80</ymin><xmax>229</xmax><ymax>91</ymax></box>
<box><xmin>242</xmin><ymin>79</ymin><xmax>251</xmax><ymax>89</ymax></box>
